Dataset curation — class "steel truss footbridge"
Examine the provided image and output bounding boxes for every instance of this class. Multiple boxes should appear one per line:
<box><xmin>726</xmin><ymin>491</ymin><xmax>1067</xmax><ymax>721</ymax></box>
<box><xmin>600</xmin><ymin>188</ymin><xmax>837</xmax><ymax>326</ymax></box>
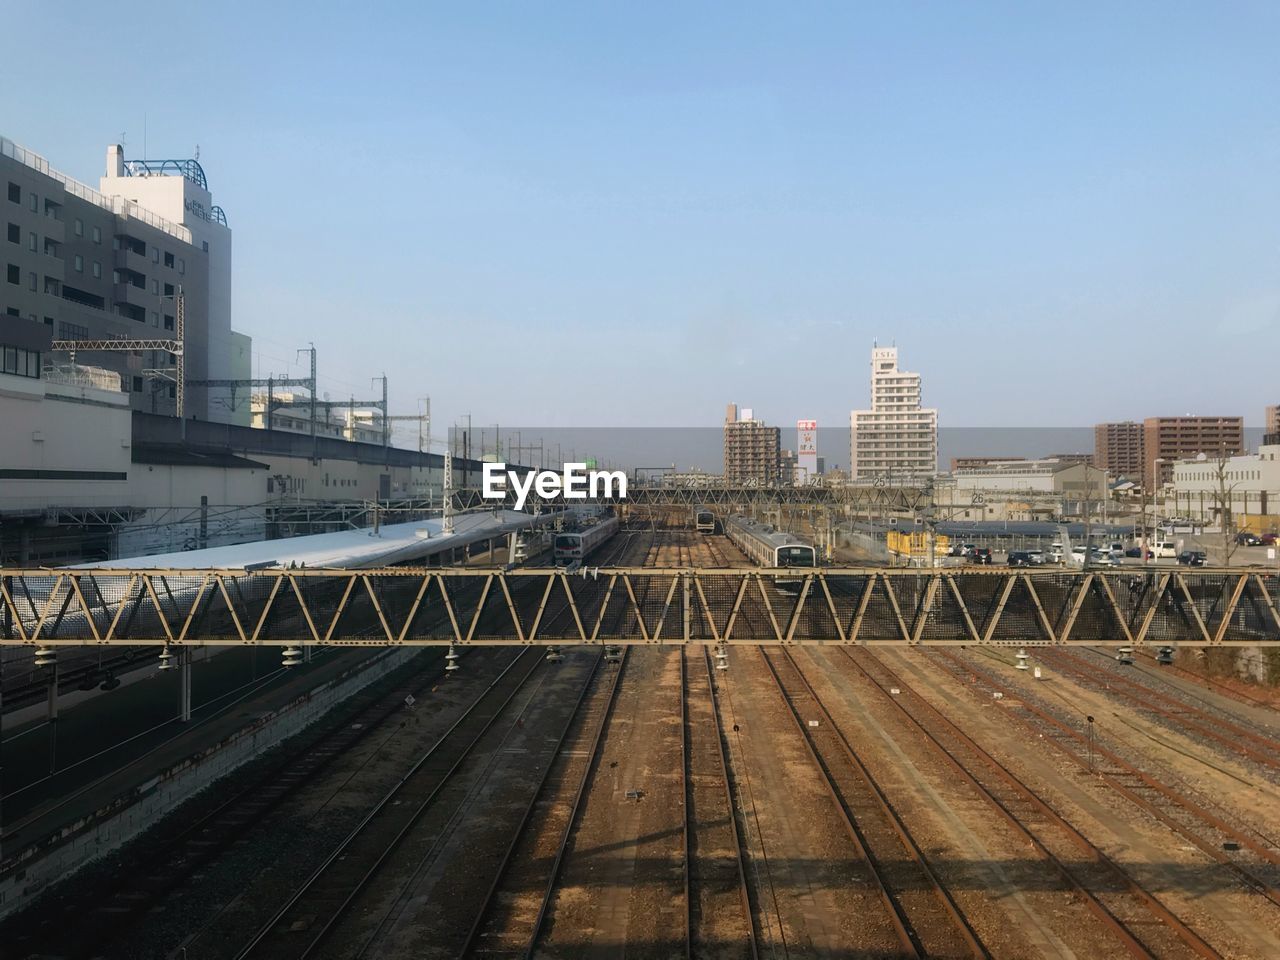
<box><xmin>2</xmin><ymin>567</ymin><xmax>1277</xmax><ymax>649</ymax></box>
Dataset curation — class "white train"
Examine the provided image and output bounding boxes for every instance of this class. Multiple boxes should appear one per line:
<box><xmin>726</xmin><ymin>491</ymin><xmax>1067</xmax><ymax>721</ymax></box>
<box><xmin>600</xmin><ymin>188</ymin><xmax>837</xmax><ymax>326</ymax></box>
<box><xmin>553</xmin><ymin>515</ymin><xmax>621</xmax><ymax>565</ymax></box>
<box><xmin>723</xmin><ymin>515</ymin><xmax>816</xmax><ymax>590</ymax></box>
<box><xmin>694</xmin><ymin>506</ymin><xmax>716</xmax><ymax>534</ymax></box>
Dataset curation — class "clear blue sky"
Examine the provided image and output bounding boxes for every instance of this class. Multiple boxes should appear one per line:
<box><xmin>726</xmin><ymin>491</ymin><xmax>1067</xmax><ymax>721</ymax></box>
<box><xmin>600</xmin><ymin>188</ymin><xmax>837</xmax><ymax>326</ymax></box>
<box><xmin>4</xmin><ymin>2</ymin><xmax>1278</xmax><ymax>437</ymax></box>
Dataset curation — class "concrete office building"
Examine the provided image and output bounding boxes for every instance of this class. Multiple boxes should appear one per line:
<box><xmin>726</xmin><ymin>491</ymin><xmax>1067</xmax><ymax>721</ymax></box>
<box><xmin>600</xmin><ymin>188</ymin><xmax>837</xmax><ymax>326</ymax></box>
<box><xmin>1094</xmin><ymin>422</ymin><xmax>1144</xmax><ymax>482</ymax></box>
<box><xmin>1267</xmin><ymin>405</ymin><xmax>1279</xmax><ymax>444</ymax></box>
<box><xmin>850</xmin><ymin>345</ymin><xmax>937</xmax><ymax>479</ymax></box>
<box><xmin>723</xmin><ymin>403</ymin><xmax>781</xmax><ymax>485</ymax></box>
<box><xmin>2</xmin><ymin>135</ymin><xmax>237</xmax><ymax>420</ymax></box>
<box><xmin>1143</xmin><ymin>416</ymin><xmax>1245</xmax><ymax>489</ymax></box>
<box><xmin>1169</xmin><ymin>445</ymin><xmax>1280</xmax><ymax>524</ymax></box>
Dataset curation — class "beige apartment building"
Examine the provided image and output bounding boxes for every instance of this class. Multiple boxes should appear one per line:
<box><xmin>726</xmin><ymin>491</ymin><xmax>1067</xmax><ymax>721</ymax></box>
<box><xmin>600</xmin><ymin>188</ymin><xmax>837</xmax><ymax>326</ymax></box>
<box><xmin>724</xmin><ymin>403</ymin><xmax>781</xmax><ymax>485</ymax></box>
<box><xmin>849</xmin><ymin>345</ymin><xmax>937</xmax><ymax>479</ymax></box>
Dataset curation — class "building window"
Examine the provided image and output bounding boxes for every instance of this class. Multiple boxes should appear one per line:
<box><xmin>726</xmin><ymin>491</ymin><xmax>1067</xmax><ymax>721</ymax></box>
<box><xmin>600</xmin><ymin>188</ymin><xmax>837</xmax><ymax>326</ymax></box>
<box><xmin>6</xmin><ymin>183</ymin><xmax>19</xmax><ymax>203</ymax></box>
<box><xmin>132</xmin><ymin>375</ymin><xmax>143</xmax><ymax>393</ymax></box>
<box><xmin>43</xmin><ymin>277</ymin><xmax>59</xmax><ymax>296</ymax></box>
<box><xmin>74</xmin><ymin>218</ymin><xmax>83</xmax><ymax>237</ymax></box>
<box><xmin>29</xmin><ymin>193</ymin><xmax>37</xmax><ymax>212</ymax></box>
<box><xmin>28</xmin><ymin>271</ymin><xmax>36</xmax><ymax>291</ymax></box>
<box><xmin>2</xmin><ymin>345</ymin><xmax>41</xmax><ymax>379</ymax></box>
<box><xmin>178</xmin><ymin>257</ymin><xmax>185</xmax><ymax>274</ymax></box>
<box><xmin>43</xmin><ymin>317</ymin><xmax>53</xmax><ymax>327</ymax></box>
<box><xmin>6</xmin><ymin>223</ymin><xmax>17</xmax><ymax>244</ymax></box>
<box><xmin>163</xmin><ymin>282</ymin><xmax>174</xmax><ymax>296</ymax></box>
<box><xmin>150</xmin><ymin>279</ymin><xmax>158</xmax><ymax>294</ymax></box>
<box><xmin>27</xmin><ymin>232</ymin><xmax>35</xmax><ymax>252</ymax></box>
<box><xmin>4</xmin><ymin>307</ymin><xmax>16</xmax><ymax>317</ymax></box>
<box><xmin>92</xmin><ymin>260</ymin><xmax>101</xmax><ymax>279</ymax></box>
<box><xmin>163</xmin><ymin>313</ymin><xmax>174</xmax><ymax>330</ymax></box>
<box><xmin>58</xmin><ymin>320</ymin><xmax>88</xmax><ymax>340</ymax></box>
<box><xmin>150</xmin><ymin>310</ymin><xmax>159</xmax><ymax>327</ymax></box>
<box><xmin>92</xmin><ymin>225</ymin><xmax>101</xmax><ymax>244</ymax></box>
<box><xmin>5</xmin><ymin>264</ymin><xmax>17</xmax><ymax>285</ymax></box>
<box><xmin>201</xmin><ymin>241</ymin><xmax>208</xmax><ymax>252</ymax></box>
<box><xmin>74</xmin><ymin>254</ymin><xmax>83</xmax><ymax>272</ymax></box>
<box><xmin>163</xmin><ymin>251</ymin><xmax>174</xmax><ymax>268</ymax></box>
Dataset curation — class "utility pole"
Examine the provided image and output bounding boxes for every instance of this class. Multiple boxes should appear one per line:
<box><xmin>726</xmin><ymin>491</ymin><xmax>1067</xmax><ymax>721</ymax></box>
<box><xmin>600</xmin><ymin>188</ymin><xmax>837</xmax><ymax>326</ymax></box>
<box><xmin>443</xmin><ymin>448</ymin><xmax>455</xmax><ymax>534</ymax></box>
<box><xmin>372</xmin><ymin>374</ymin><xmax>389</xmax><ymax>449</ymax></box>
<box><xmin>298</xmin><ymin>343</ymin><xmax>317</xmax><ymax>458</ymax></box>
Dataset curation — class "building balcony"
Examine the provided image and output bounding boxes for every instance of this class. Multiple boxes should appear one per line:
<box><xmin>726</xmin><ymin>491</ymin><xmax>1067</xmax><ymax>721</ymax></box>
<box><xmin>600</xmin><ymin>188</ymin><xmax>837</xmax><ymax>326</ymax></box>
<box><xmin>113</xmin><ymin>282</ymin><xmax>151</xmax><ymax>308</ymax></box>
<box><xmin>114</xmin><ymin>248</ymin><xmax>151</xmax><ymax>276</ymax></box>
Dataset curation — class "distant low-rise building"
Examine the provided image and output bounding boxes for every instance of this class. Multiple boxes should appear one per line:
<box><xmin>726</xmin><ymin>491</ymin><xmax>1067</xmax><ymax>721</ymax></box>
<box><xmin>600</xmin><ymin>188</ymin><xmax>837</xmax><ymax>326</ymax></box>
<box><xmin>950</xmin><ymin>456</ymin><xmax>1026</xmax><ymax>472</ymax></box>
<box><xmin>1167</xmin><ymin>446</ymin><xmax>1279</xmax><ymax>522</ymax></box>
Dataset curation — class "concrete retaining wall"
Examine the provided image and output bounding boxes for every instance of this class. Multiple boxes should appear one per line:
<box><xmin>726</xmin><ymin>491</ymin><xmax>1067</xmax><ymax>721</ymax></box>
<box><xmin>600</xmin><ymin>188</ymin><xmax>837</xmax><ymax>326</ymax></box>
<box><xmin>0</xmin><ymin>646</ymin><xmax>423</xmax><ymax>918</ymax></box>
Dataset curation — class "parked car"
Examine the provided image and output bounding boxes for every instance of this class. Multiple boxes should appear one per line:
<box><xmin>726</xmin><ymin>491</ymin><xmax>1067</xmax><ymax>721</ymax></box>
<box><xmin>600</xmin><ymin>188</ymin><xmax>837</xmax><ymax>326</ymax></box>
<box><xmin>1237</xmin><ymin>532</ymin><xmax>1262</xmax><ymax>546</ymax></box>
<box><xmin>1260</xmin><ymin>533</ymin><xmax>1278</xmax><ymax>546</ymax></box>
<box><xmin>1177</xmin><ymin>550</ymin><xmax>1207</xmax><ymax>567</ymax></box>
<box><xmin>1150</xmin><ymin>541</ymin><xmax>1178</xmax><ymax>559</ymax></box>
<box><xmin>1007</xmin><ymin>550</ymin><xmax>1043</xmax><ymax>567</ymax></box>
<box><xmin>966</xmin><ymin>547</ymin><xmax>992</xmax><ymax>565</ymax></box>
<box><xmin>1124</xmin><ymin>546</ymin><xmax>1146</xmax><ymax>558</ymax></box>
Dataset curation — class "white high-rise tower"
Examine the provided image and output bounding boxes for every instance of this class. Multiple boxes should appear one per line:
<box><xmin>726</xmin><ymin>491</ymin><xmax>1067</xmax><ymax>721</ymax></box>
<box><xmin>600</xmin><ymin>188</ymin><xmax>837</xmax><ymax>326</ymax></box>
<box><xmin>849</xmin><ymin>345</ymin><xmax>937</xmax><ymax>479</ymax></box>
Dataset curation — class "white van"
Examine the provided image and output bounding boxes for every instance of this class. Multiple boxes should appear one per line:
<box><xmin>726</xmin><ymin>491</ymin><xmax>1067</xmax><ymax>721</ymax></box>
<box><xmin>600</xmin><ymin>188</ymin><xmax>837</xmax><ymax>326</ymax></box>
<box><xmin>1151</xmin><ymin>541</ymin><xmax>1177</xmax><ymax>559</ymax></box>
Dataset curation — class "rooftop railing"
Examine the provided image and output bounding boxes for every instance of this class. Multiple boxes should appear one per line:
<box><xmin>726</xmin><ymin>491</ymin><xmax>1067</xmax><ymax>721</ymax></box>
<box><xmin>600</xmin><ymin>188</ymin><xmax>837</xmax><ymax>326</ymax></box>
<box><xmin>1</xmin><ymin>136</ymin><xmax>193</xmax><ymax>244</ymax></box>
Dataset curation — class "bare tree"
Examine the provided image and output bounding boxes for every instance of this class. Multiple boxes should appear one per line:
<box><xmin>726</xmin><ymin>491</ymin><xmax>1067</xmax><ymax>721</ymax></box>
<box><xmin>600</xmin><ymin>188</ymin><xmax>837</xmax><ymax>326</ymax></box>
<box><xmin>1210</xmin><ymin>455</ymin><xmax>1240</xmax><ymax>567</ymax></box>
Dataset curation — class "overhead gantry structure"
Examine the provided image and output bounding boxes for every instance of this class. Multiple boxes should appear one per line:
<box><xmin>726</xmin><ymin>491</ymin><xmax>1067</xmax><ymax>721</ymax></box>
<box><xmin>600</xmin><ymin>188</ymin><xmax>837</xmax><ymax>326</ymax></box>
<box><xmin>2</xmin><ymin>567</ymin><xmax>1277</xmax><ymax>648</ymax></box>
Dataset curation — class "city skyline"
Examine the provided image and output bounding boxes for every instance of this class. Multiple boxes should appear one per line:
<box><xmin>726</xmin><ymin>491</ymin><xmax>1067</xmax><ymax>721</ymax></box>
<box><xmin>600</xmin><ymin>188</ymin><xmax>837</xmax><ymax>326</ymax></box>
<box><xmin>3</xmin><ymin>4</ymin><xmax>1277</xmax><ymax>434</ymax></box>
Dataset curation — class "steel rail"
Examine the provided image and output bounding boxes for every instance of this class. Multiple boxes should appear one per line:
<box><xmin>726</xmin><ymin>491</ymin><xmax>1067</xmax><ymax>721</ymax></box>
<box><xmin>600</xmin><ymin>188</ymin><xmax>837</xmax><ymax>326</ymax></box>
<box><xmin>838</xmin><ymin>647</ymin><xmax>1222</xmax><ymax>960</ymax></box>
<box><xmin>1039</xmin><ymin>649</ymin><xmax>1280</xmax><ymax>771</ymax></box>
<box><xmin>679</xmin><ymin>634</ymin><xmax>692</xmax><ymax>960</ymax></box>
<box><xmin>234</xmin><ymin>647</ymin><xmax>544</xmax><ymax>959</ymax></box>
<box><xmin>452</xmin><ymin>650</ymin><xmax>605</xmax><ymax>958</ymax></box>
<box><xmin>755</xmin><ymin>645</ymin><xmax>921</xmax><ymax>957</ymax></box>
<box><xmin>773</xmin><ymin>645</ymin><xmax>990</xmax><ymax>958</ymax></box>
<box><xmin>1124</xmin><ymin>647</ymin><xmax>1278</xmax><ymax>708</ymax></box>
<box><xmin>692</xmin><ymin>644</ymin><xmax>760</xmax><ymax>959</ymax></box>
<box><xmin>520</xmin><ymin>647</ymin><xmax>631</xmax><ymax>958</ymax></box>
<box><xmin>929</xmin><ymin>649</ymin><xmax>1280</xmax><ymax>910</ymax></box>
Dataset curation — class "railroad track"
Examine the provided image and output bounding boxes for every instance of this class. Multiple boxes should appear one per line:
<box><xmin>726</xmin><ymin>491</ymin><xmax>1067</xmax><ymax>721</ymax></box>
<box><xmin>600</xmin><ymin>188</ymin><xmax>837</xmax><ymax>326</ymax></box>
<box><xmin>1127</xmin><ymin>647</ymin><xmax>1280</xmax><ymax>709</ymax></box>
<box><xmin>837</xmin><ymin>646</ymin><xmax>1224</xmax><ymax>960</ymax></box>
<box><xmin>685</xmin><ymin>644</ymin><xmax>758</xmax><ymax>959</ymax></box>
<box><xmin>459</xmin><ymin>647</ymin><xmax>628</xmax><ymax>957</ymax></box>
<box><xmin>3</xmin><ymin>642</ymin><xmax>444</xmax><ymax>960</ymax></box>
<box><xmin>233</xmin><ymin>646</ymin><xmax>547</xmax><ymax>958</ymax></box>
<box><xmin>758</xmin><ymin>645</ymin><xmax>987</xmax><ymax>959</ymax></box>
<box><xmin>462</xmin><ymin>527</ymin><xmax>655</xmax><ymax>958</ymax></box>
<box><xmin>234</xmin><ymin>528</ymin><xmax>646</xmax><ymax>959</ymax></box>
<box><xmin>926</xmin><ymin>647</ymin><xmax>1280</xmax><ymax>912</ymax></box>
<box><xmin>1037</xmin><ymin>648</ymin><xmax>1280</xmax><ymax>774</ymax></box>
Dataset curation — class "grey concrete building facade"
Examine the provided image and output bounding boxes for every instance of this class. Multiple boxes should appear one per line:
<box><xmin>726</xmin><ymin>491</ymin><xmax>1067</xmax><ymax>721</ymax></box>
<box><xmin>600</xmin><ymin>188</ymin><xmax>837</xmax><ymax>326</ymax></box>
<box><xmin>2</xmin><ymin>136</ymin><xmax>231</xmax><ymax>420</ymax></box>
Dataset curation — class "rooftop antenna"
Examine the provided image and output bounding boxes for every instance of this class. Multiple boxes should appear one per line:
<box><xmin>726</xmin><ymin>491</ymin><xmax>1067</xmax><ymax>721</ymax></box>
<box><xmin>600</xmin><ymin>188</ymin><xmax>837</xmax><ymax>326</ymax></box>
<box><xmin>194</xmin><ymin>143</ymin><xmax>200</xmax><ymax>162</ymax></box>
